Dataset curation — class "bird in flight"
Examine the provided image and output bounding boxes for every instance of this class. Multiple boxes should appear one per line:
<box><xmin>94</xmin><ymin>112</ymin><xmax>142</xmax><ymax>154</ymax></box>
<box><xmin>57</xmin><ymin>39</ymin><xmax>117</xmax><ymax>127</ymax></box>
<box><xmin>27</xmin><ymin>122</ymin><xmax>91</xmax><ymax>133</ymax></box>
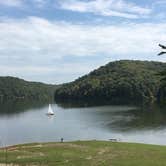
<box><xmin>158</xmin><ymin>44</ymin><xmax>166</xmax><ymax>56</ymax></box>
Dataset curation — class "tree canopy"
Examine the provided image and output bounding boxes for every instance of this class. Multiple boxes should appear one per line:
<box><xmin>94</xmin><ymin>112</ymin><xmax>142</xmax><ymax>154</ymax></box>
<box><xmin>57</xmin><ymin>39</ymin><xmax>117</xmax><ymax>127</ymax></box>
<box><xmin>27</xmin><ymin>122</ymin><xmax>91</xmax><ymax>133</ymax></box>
<box><xmin>0</xmin><ymin>76</ymin><xmax>56</xmax><ymax>101</ymax></box>
<box><xmin>54</xmin><ymin>60</ymin><xmax>166</xmax><ymax>105</ymax></box>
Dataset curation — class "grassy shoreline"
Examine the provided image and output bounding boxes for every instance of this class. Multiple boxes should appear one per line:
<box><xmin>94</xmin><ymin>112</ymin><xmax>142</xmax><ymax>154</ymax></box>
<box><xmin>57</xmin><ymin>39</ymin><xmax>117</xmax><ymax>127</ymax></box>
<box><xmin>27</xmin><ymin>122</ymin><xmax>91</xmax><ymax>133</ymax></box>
<box><xmin>0</xmin><ymin>140</ymin><xmax>166</xmax><ymax>166</ymax></box>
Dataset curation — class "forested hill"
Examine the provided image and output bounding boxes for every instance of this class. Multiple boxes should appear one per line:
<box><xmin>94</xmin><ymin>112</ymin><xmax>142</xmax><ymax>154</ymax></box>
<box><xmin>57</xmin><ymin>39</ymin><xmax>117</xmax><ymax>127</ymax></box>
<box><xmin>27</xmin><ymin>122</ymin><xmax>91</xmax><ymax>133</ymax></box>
<box><xmin>0</xmin><ymin>76</ymin><xmax>56</xmax><ymax>101</ymax></box>
<box><xmin>54</xmin><ymin>60</ymin><xmax>166</xmax><ymax>104</ymax></box>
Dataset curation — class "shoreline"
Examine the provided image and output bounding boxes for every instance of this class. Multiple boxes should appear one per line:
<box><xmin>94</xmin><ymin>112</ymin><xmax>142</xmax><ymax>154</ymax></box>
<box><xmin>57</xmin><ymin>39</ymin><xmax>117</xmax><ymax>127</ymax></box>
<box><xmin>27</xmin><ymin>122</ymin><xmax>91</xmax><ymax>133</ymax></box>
<box><xmin>1</xmin><ymin>140</ymin><xmax>166</xmax><ymax>165</ymax></box>
<box><xmin>1</xmin><ymin>138</ymin><xmax>166</xmax><ymax>149</ymax></box>
<box><xmin>1</xmin><ymin>139</ymin><xmax>166</xmax><ymax>149</ymax></box>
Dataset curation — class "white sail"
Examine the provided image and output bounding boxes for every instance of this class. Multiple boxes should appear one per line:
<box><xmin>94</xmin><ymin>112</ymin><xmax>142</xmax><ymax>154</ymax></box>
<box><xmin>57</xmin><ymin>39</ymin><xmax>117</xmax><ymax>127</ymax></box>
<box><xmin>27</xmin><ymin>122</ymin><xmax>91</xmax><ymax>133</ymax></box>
<box><xmin>47</xmin><ymin>104</ymin><xmax>54</xmax><ymax>115</ymax></box>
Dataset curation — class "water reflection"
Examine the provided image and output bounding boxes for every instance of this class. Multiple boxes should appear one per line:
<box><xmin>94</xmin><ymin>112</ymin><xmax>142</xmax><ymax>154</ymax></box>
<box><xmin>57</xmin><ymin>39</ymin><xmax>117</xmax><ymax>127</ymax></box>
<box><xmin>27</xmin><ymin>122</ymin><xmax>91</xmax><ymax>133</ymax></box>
<box><xmin>1</xmin><ymin>100</ymin><xmax>166</xmax><ymax>146</ymax></box>
<box><xmin>105</xmin><ymin>104</ymin><xmax>166</xmax><ymax>131</ymax></box>
<box><xmin>0</xmin><ymin>99</ymin><xmax>50</xmax><ymax>116</ymax></box>
<box><xmin>57</xmin><ymin>101</ymin><xmax>166</xmax><ymax>131</ymax></box>
<box><xmin>55</xmin><ymin>100</ymin><xmax>134</xmax><ymax>108</ymax></box>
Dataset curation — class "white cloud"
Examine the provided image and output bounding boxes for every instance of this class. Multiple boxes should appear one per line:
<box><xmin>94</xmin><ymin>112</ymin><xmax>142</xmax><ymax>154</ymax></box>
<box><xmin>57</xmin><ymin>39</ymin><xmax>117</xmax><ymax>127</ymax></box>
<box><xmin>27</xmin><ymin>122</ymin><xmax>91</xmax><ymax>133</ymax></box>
<box><xmin>0</xmin><ymin>0</ymin><xmax>22</xmax><ymax>7</ymax></box>
<box><xmin>0</xmin><ymin>17</ymin><xmax>166</xmax><ymax>83</ymax></box>
<box><xmin>33</xmin><ymin>0</ymin><xmax>46</xmax><ymax>8</ymax></box>
<box><xmin>0</xmin><ymin>63</ymin><xmax>97</xmax><ymax>83</ymax></box>
<box><xmin>0</xmin><ymin>0</ymin><xmax>47</xmax><ymax>8</ymax></box>
<box><xmin>59</xmin><ymin>0</ymin><xmax>152</xmax><ymax>19</ymax></box>
<box><xmin>0</xmin><ymin>64</ymin><xmax>95</xmax><ymax>75</ymax></box>
<box><xmin>0</xmin><ymin>16</ymin><xmax>165</xmax><ymax>57</ymax></box>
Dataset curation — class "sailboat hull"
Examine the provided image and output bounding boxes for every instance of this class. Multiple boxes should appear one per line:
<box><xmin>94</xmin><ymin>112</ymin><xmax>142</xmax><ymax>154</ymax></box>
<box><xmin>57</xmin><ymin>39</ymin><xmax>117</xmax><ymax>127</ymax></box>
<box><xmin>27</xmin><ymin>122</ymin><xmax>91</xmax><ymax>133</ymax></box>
<box><xmin>46</xmin><ymin>113</ymin><xmax>54</xmax><ymax>116</ymax></box>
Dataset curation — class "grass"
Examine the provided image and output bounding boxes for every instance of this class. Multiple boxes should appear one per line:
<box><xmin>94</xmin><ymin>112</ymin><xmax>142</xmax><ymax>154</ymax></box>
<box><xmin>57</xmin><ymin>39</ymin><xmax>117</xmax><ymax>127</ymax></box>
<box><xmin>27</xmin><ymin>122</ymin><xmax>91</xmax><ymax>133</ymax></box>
<box><xmin>0</xmin><ymin>141</ymin><xmax>166</xmax><ymax>166</ymax></box>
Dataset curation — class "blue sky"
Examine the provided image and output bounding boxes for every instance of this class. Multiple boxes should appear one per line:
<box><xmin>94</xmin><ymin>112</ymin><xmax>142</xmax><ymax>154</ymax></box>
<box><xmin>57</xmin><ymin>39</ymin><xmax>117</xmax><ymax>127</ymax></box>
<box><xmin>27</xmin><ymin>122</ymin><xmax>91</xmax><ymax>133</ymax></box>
<box><xmin>0</xmin><ymin>0</ymin><xmax>166</xmax><ymax>84</ymax></box>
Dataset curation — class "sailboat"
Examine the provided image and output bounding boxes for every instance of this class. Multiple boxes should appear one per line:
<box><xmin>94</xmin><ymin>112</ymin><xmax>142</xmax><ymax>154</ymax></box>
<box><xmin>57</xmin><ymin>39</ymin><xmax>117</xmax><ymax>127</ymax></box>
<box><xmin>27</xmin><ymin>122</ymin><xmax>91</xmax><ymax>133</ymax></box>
<box><xmin>47</xmin><ymin>104</ymin><xmax>54</xmax><ymax>115</ymax></box>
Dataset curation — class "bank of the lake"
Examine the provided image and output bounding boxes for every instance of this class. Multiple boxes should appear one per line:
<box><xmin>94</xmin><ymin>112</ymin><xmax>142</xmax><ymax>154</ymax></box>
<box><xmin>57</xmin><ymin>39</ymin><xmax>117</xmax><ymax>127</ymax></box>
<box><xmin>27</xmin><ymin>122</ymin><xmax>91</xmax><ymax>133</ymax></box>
<box><xmin>1</xmin><ymin>141</ymin><xmax>166</xmax><ymax>166</ymax></box>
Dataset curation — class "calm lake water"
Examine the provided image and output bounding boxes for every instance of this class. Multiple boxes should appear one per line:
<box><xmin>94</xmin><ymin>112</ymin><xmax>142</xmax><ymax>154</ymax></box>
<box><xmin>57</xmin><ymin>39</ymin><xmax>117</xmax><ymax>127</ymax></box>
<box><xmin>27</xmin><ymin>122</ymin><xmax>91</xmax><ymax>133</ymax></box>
<box><xmin>0</xmin><ymin>100</ymin><xmax>166</xmax><ymax>146</ymax></box>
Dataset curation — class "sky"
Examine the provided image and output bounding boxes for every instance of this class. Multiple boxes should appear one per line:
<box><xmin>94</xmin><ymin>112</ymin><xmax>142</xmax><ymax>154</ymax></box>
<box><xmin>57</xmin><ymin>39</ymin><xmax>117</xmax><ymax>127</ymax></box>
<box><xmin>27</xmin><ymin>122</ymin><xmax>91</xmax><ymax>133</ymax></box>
<box><xmin>0</xmin><ymin>0</ymin><xmax>166</xmax><ymax>84</ymax></box>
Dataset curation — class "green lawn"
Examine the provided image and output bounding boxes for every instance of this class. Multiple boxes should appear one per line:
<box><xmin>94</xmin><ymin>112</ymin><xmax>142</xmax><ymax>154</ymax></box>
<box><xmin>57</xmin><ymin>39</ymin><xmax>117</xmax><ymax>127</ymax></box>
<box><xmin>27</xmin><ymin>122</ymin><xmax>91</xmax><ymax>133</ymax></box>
<box><xmin>0</xmin><ymin>141</ymin><xmax>166</xmax><ymax>166</ymax></box>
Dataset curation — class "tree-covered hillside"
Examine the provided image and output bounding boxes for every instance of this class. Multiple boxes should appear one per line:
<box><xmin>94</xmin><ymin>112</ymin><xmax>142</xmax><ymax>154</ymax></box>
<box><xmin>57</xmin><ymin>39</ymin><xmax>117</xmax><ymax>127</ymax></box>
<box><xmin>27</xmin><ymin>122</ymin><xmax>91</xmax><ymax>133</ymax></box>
<box><xmin>0</xmin><ymin>76</ymin><xmax>56</xmax><ymax>101</ymax></box>
<box><xmin>54</xmin><ymin>60</ymin><xmax>166</xmax><ymax>104</ymax></box>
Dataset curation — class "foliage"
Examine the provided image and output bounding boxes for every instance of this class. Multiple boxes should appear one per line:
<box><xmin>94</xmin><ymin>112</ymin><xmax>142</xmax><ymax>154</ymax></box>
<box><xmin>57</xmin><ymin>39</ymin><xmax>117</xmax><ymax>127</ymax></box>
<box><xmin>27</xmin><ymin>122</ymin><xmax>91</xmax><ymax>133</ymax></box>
<box><xmin>156</xmin><ymin>67</ymin><xmax>166</xmax><ymax>103</ymax></box>
<box><xmin>55</xmin><ymin>60</ymin><xmax>166</xmax><ymax>104</ymax></box>
<box><xmin>0</xmin><ymin>76</ymin><xmax>56</xmax><ymax>101</ymax></box>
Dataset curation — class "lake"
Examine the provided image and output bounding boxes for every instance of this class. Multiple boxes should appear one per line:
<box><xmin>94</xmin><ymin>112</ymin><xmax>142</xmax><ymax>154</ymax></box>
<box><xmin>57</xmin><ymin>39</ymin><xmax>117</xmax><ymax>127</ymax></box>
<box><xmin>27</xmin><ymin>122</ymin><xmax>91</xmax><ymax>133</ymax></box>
<box><xmin>1</xmin><ymin>100</ymin><xmax>166</xmax><ymax>147</ymax></box>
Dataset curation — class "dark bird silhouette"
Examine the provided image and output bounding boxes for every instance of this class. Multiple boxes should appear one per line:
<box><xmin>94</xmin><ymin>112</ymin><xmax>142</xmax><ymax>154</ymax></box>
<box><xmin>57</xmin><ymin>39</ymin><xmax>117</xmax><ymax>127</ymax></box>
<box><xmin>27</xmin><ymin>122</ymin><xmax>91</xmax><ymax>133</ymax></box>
<box><xmin>159</xmin><ymin>44</ymin><xmax>166</xmax><ymax>49</ymax></box>
<box><xmin>158</xmin><ymin>51</ymin><xmax>166</xmax><ymax>56</ymax></box>
<box><xmin>158</xmin><ymin>44</ymin><xmax>166</xmax><ymax>55</ymax></box>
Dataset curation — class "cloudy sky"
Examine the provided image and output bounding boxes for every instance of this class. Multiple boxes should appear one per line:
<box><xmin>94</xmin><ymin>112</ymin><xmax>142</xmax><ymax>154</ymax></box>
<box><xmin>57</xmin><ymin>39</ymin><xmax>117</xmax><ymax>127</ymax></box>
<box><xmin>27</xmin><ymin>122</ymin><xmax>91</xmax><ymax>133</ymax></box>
<box><xmin>0</xmin><ymin>0</ymin><xmax>166</xmax><ymax>84</ymax></box>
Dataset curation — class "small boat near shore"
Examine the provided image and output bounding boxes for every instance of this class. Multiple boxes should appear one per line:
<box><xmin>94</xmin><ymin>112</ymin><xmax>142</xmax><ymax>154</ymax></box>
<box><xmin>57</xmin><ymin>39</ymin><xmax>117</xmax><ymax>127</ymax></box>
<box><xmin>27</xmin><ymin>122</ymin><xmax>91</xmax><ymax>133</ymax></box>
<box><xmin>46</xmin><ymin>104</ymin><xmax>54</xmax><ymax>115</ymax></box>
